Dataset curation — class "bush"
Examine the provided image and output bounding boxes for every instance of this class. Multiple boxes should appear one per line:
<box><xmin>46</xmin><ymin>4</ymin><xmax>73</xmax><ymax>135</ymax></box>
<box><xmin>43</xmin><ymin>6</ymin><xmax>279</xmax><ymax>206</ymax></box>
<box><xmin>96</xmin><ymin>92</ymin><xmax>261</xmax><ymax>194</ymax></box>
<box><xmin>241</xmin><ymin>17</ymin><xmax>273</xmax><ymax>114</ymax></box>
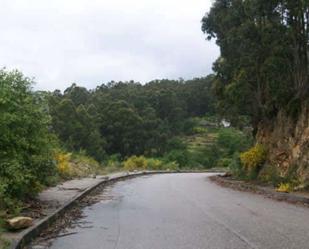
<box><xmin>146</xmin><ymin>158</ymin><xmax>164</xmax><ymax>170</ymax></box>
<box><xmin>162</xmin><ymin>161</ymin><xmax>179</xmax><ymax>171</ymax></box>
<box><xmin>229</xmin><ymin>153</ymin><xmax>244</xmax><ymax>177</ymax></box>
<box><xmin>202</xmin><ymin>145</ymin><xmax>221</xmax><ymax>168</ymax></box>
<box><xmin>104</xmin><ymin>154</ymin><xmax>122</xmax><ymax>172</ymax></box>
<box><xmin>123</xmin><ymin>156</ymin><xmax>148</xmax><ymax>171</ymax></box>
<box><xmin>55</xmin><ymin>152</ymin><xmax>72</xmax><ymax>178</ymax></box>
<box><xmin>193</xmin><ymin>127</ymin><xmax>208</xmax><ymax>134</ymax></box>
<box><xmin>164</xmin><ymin>149</ymin><xmax>189</xmax><ymax>168</ymax></box>
<box><xmin>0</xmin><ymin>70</ymin><xmax>56</xmax><ymax>209</ymax></box>
<box><xmin>217</xmin><ymin>128</ymin><xmax>252</xmax><ymax>156</ymax></box>
<box><xmin>55</xmin><ymin>151</ymin><xmax>103</xmax><ymax>179</ymax></box>
<box><xmin>182</xmin><ymin>118</ymin><xmax>197</xmax><ymax>135</ymax></box>
<box><xmin>240</xmin><ymin>144</ymin><xmax>266</xmax><ymax>177</ymax></box>
<box><xmin>216</xmin><ymin>158</ymin><xmax>232</xmax><ymax>168</ymax></box>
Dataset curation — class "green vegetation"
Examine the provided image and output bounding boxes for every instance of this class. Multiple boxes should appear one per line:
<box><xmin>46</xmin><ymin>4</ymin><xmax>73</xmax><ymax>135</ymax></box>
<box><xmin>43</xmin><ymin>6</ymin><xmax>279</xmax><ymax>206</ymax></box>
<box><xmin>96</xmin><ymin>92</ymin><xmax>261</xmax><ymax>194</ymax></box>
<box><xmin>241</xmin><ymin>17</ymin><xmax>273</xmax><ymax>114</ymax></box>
<box><xmin>123</xmin><ymin>156</ymin><xmax>179</xmax><ymax>171</ymax></box>
<box><xmin>0</xmin><ymin>70</ymin><xmax>222</xmax><ymax>218</ymax></box>
<box><xmin>55</xmin><ymin>151</ymin><xmax>104</xmax><ymax>180</ymax></box>
<box><xmin>48</xmin><ymin>77</ymin><xmax>216</xmax><ymax>160</ymax></box>
<box><xmin>0</xmin><ymin>66</ymin><xmax>251</xmax><ymax>220</ymax></box>
<box><xmin>0</xmin><ymin>70</ymin><xmax>56</xmax><ymax>210</ymax></box>
<box><xmin>0</xmin><ymin>236</ymin><xmax>10</xmax><ymax>249</ymax></box>
<box><xmin>202</xmin><ymin>0</ymin><xmax>308</xmax><ymax>127</ymax></box>
<box><xmin>1</xmin><ymin>1</ymin><xmax>307</xmax><ymax>237</ymax></box>
<box><xmin>202</xmin><ymin>0</ymin><xmax>309</xmax><ymax>185</ymax></box>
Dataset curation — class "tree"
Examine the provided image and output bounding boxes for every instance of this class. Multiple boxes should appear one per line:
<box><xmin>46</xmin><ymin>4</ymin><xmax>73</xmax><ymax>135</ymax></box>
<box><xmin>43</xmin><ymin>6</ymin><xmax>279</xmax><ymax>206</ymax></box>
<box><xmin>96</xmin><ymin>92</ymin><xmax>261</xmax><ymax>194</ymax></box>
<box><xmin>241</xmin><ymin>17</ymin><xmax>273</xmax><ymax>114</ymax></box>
<box><xmin>202</xmin><ymin>0</ymin><xmax>309</xmax><ymax>131</ymax></box>
<box><xmin>99</xmin><ymin>101</ymin><xmax>144</xmax><ymax>156</ymax></box>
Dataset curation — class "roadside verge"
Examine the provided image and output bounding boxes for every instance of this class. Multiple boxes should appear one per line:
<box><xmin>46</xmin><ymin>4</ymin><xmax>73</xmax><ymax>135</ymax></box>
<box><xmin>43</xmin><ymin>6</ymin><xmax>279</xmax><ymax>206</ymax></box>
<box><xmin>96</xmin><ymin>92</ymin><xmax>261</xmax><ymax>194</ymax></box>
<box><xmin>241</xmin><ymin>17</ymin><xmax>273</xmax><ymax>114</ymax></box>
<box><xmin>210</xmin><ymin>175</ymin><xmax>309</xmax><ymax>207</ymax></box>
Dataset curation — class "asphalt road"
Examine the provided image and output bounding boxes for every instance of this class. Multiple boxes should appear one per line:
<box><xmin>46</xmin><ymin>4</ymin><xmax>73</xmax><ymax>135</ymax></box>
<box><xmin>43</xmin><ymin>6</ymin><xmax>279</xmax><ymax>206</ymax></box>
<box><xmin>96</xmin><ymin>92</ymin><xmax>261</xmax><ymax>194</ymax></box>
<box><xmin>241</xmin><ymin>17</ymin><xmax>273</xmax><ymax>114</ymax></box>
<box><xmin>45</xmin><ymin>173</ymin><xmax>309</xmax><ymax>249</ymax></box>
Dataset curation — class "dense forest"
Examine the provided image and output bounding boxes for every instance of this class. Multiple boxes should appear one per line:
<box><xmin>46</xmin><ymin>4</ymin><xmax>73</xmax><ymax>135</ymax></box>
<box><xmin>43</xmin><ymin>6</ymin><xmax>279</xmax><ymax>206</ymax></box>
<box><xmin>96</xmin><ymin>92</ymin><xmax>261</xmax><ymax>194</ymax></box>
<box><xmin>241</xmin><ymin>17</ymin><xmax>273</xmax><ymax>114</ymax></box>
<box><xmin>48</xmin><ymin>77</ymin><xmax>216</xmax><ymax>161</ymax></box>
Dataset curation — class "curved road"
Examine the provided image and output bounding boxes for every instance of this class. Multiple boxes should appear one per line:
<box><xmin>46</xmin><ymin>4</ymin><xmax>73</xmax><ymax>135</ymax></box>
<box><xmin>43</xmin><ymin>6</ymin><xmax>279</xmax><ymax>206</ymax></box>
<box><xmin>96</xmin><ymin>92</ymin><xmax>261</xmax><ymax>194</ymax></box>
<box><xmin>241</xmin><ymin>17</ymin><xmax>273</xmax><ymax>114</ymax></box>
<box><xmin>45</xmin><ymin>173</ymin><xmax>309</xmax><ymax>249</ymax></box>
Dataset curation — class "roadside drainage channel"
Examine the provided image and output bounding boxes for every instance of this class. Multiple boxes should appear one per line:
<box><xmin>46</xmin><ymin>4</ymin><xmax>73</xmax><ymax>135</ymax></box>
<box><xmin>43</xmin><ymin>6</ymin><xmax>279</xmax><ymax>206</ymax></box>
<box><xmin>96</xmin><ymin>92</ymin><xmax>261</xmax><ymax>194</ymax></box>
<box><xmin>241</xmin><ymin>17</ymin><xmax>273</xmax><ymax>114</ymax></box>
<box><xmin>8</xmin><ymin>170</ymin><xmax>220</xmax><ymax>249</ymax></box>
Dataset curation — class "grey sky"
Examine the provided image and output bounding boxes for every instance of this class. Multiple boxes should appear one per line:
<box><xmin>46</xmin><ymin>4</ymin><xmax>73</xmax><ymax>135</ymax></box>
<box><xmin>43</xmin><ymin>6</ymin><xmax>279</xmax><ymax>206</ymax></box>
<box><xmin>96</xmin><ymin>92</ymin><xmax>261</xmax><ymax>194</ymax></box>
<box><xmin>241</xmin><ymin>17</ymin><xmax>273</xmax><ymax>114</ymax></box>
<box><xmin>0</xmin><ymin>0</ymin><xmax>219</xmax><ymax>91</ymax></box>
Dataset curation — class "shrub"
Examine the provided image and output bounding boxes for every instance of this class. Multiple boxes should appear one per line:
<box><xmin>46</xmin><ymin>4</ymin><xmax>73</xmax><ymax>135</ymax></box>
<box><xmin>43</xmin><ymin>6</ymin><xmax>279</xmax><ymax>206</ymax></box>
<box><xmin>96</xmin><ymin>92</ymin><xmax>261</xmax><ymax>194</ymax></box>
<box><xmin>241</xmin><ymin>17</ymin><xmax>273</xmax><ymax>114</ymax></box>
<box><xmin>217</xmin><ymin>128</ymin><xmax>252</xmax><ymax>156</ymax></box>
<box><xmin>0</xmin><ymin>69</ymin><xmax>56</xmax><ymax>209</ymax></box>
<box><xmin>162</xmin><ymin>161</ymin><xmax>179</xmax><ymax>171</ymax></box>
<box><xmin>123</xmin><ymin>156</ymin><xmax>148</xmax><ymax>171</ymax></box>
<box><xmin>55</xmin><ymin>151</ymin><xmax>103</xmax><ymax>179</ymax></box>
<box><xmin>202</xmin><ymin>145</ymin><xmax>221</xmax><ymax>168</ymax></box>
<box><xmin>216</xmin><ymin>158</ymin><xmax>232</xmax><ymax>168</ymax></box>
<box><xmin>104</xmin><ymin>154</ymin><xmax>122</xmax><ymax>172</ymax></box>
<box><xmin>193</xmin><ymin>127</ymin><xmax>208</xmax><ymax>134</ymax></box>
<box><xmin>166</xmin><ymin>138</ymin><xmax>187</xmax><ymax>151</ymax></box>
<box><xmin>55</xmin><ymin>152</ymin><xmax>72</xmax><ymax>178</ymax></box>
<box><xmin>164</xmin><ymin>149</ymin><xmax>189</xmax><ymax>168</ymax></box>
<box><xmin>240</xmin><ymin>144</ymin><xmax>266</xmax><ymax>177</ymax></box>
<box><xmin>182</xmin><ymin>118</ymin><xmax>197</xmax><ymax>135</ymax></box>
<box><xmin>229</xmin><ymin>153</ymin><xmax>244</xmax><ymax>177</ymax></box>
<box><xmin>146</xmin><ymin>158</ymin><xmax>164</xmax><ymax>170</ymax></box>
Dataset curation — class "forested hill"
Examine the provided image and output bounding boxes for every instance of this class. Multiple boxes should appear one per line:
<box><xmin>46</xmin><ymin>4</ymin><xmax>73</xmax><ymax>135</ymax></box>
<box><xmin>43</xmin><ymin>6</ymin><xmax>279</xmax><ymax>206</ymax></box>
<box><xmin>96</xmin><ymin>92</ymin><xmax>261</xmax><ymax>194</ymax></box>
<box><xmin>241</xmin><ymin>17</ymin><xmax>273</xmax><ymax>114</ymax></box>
<box><xmin>202</xmin><ymin>0</ymin><xmax>309</xmax><ymax>186</ymax></box>
<box><xmin>48</xmin><ymin>77</ymin><xmax>216</xmax><ymax>161</ymax></box>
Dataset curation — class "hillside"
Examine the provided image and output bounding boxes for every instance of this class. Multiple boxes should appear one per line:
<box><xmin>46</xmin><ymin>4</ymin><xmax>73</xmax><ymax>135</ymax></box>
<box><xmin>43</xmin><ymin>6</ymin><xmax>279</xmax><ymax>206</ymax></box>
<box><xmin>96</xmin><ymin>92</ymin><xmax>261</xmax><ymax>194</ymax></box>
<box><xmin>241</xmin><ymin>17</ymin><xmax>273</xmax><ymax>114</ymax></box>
<box><xmin>202</xmin><ymin>0</ymin><xmax>309</xmax><ymax>189</ymax></box>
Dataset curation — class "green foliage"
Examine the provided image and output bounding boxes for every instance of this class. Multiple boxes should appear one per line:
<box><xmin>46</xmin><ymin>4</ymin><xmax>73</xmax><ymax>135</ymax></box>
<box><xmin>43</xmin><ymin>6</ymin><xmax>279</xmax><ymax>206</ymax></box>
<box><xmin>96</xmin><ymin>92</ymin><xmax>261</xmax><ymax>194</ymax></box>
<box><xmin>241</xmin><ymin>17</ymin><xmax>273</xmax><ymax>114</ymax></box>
<box><xmin>49</xmin><ymin>94</ymin><xmax>106</xmax><ymax>162</ymax></box>
<box><xmin>216</xmin><ymin>158</ymin><xmax>232</xmax><ymax>168</ymax></box>
<box><xmin>164</xmin><ymin>150</ymin><xmax>190</xmax><ymax>168</ymax></box>
<box><xmin>193</xmin><ymin>126</ymin><xmax>252</xmax><ymax>169</ymax></box>
<box><xmin>105</xmin><ymin>154</ymin><xmax>122</xmax><ymax>171</ymax></box>
<box><xmin>229</xmin><ymin>153</ymin><xmax>244</xmax><ymax>177</ymax></box>
<box><xmin>217</xmin><ymin>128</ymin><xmax>252</xmax><ymax>156</ymax></box>
<box><xmin>122</xmin><ymin>156</ymin><xmax>179</xmax><ymax>172</ymax></box>
<box><xmin>163</xmin><ymin>161</ymin><xmax>179</xmax><ymax>171</ymax></box>
<box><xmin>48</xmin><ymin>77</ymin><xmax>217</xmax><ymax>159</ymax></box>
<box><xmin>202</xmin><ymin>0</ymin><xmax>309</xmax><ymax>128</ymax></box>
<box><xmin>0</xmin><ymin>69</ymin><xmax>56</xmax><ymax>209</ymax></box>
<box><xmin>0</xmin><ymin>235</ymin><xmax>10</xmax><ymax>249</ymax></box>
<box><xmin>146</xmin><ymin>158</ymin><xmax>164</xmax><ymax>170</ymax></box>
<box><xmin>55</xmin><ymin>151</ymin><xmax>103</xmax><ymax>179</ymax></box>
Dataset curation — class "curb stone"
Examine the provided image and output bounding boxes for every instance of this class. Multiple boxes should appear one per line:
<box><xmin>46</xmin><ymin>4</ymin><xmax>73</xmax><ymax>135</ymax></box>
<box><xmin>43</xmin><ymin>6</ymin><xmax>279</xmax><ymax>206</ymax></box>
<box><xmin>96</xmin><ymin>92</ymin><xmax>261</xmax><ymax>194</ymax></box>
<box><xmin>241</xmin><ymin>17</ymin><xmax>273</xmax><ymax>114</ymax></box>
<box><xmin>8</xmin><ymin>170</ymin><xmax>222</xmax><ymax>249</ymax></box>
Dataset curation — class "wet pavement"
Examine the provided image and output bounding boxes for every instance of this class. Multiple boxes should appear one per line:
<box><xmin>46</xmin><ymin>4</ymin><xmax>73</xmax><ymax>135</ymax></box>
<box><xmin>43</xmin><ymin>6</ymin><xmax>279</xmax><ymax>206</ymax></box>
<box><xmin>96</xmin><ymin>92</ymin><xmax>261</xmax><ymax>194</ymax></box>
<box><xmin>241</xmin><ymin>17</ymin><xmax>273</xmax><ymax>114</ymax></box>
<box><xmin>31</xmin><ymin>173</ymin><xmax>309</xmax><ymax>249</ymax></box>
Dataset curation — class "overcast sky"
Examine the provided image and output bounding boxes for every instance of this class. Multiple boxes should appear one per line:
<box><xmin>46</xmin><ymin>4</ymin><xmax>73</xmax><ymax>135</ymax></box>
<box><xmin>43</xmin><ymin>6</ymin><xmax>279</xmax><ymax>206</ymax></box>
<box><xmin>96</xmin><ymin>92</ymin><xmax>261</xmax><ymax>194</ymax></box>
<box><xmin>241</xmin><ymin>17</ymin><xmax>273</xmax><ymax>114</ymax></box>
<box><xmin>0</xmin><ymin>0</ymin><xmax>219</xmax><ymax>91</ymax></box>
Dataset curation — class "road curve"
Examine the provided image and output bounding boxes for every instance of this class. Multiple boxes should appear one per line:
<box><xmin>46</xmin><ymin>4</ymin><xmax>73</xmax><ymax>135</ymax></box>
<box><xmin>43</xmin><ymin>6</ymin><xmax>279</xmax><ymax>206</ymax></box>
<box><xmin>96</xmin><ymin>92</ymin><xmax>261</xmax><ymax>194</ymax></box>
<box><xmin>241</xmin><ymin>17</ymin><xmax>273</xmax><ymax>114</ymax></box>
<box><xmin>41</xmin><ymin>173</ymin><xmax>309</xmax><ymax>249</ymax></box>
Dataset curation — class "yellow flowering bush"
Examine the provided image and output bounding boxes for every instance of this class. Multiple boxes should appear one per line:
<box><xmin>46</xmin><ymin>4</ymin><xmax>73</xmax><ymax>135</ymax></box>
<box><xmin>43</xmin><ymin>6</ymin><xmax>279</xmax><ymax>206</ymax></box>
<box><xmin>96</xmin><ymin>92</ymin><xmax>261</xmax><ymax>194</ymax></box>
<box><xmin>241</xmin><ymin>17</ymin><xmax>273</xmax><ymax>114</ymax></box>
<box><xmin>123</xmin><ymin>156</ymin><xmax>148</xmax><ymax>171</ymax></box>
<box><xmin>276</xmin><ymin>183</ymin><xmax>292</xmax><ymax>193</ymax></box>
<box><xmin>55</xmin><ymin>152</ymin><xmax>72</xmax><ymax>178</ymax></box>
<box><xmin>240</xmin><ymin>144</ymin><xmax>266</xmax><ymax>174</ymax></box>
<box><xmin>147</xmin><ymin>158</ymin><xmax>164</xmax><ymax>170</ymax></box>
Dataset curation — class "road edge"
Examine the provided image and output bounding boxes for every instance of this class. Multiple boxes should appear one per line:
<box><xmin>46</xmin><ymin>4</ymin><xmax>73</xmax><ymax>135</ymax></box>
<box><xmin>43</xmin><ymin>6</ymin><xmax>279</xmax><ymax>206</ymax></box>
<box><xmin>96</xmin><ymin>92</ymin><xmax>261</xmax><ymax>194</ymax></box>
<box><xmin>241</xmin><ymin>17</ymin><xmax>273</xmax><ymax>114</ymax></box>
<box><xmin>9</xmin><ymin>170</ymin><xmax>221</xmax><ymax>249</ymax></box>
<box><xmin>210</xmin><ymin>175</ymin><xmax>309</xmax><ymax>207</ymax></box>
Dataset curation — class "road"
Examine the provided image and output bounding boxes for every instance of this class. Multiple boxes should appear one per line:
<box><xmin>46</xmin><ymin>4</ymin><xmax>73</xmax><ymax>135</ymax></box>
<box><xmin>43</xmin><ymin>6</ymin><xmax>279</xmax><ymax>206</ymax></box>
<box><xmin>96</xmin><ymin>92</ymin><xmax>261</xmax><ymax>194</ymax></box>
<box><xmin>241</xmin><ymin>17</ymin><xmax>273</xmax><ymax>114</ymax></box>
<box><xmin>43</xmin><ymin>173</ymin><xmax>309</xmax><ymax>249</ymax></box>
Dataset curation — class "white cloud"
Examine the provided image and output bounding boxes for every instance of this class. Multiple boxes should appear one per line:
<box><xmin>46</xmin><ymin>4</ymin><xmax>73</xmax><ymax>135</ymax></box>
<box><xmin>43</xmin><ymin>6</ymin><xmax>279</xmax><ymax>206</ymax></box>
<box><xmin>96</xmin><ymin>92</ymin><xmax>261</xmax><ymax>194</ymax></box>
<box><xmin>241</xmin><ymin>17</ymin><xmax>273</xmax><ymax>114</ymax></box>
<box><xmin>0</xmin><ymin>0</ymin><xmax>219</xmax><ymax>91</ymax></box>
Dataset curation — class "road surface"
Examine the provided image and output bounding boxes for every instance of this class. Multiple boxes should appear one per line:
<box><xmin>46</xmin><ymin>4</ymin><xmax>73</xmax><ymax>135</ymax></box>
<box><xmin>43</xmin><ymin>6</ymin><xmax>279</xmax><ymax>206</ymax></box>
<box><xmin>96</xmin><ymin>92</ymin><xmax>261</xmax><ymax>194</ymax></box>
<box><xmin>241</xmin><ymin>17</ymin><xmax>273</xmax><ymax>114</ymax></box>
<box><xmin>41</xmin><ymin>173</ymin><xmax>309</xmax><ymax>249</ymax></box>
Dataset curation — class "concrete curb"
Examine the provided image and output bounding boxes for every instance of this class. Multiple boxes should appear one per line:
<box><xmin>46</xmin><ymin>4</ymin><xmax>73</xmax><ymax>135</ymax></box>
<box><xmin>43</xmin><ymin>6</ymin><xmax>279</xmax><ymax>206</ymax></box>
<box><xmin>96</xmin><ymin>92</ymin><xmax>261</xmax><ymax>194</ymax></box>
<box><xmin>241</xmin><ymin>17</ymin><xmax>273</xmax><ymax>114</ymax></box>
<box><xmin>8</xmin><ymin>170</ymin><xmax>220</xmax><ymax>249</ymax></box>
<box><xmin>210</xmin><ymin>175</ymin><xmax>309</xmax><ymax>206</ymax></box>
